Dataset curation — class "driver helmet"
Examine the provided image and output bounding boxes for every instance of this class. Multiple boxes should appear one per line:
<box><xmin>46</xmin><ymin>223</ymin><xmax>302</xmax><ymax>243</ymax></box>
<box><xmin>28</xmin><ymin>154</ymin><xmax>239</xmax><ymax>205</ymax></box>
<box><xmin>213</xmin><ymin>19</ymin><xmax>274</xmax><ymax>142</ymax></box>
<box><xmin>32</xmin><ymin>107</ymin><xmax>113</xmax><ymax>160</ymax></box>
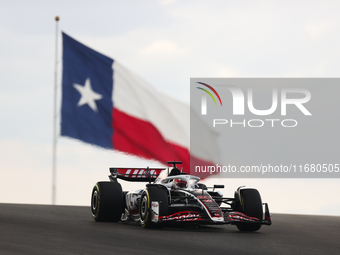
<box><xmin>174</xmin><ymin>179</ymin><xmax>187</xmax><ymax>188</ymax></box>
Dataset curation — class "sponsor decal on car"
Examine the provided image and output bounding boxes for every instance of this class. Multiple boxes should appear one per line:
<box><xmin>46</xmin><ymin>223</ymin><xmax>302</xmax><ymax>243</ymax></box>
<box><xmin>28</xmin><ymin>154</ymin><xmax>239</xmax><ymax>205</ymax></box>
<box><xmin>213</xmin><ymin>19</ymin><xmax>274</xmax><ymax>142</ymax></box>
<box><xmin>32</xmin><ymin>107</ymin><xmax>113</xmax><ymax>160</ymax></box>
<box><xmin>114</xmin><ymin>168</ymin><xmax>164</xmax><ymax>178</ymax></box>
<box><xmin>151</xmin><ymin>201</ymin><xmax>159</xmax><ymax>223</ymax></box>
<box><xmin>227</xmin><ymin>212</ymin><xmax>259</xmax><ymax>222</ymax></box>
<box><xmin>160</xmin><ymin>211</ymin><xmax>203</xmax><ymax>222</ymax></box>
<box><xmin>197</xmin><ymin>195</ymin><xmax>224</xmax><ymax>221</ymax></box>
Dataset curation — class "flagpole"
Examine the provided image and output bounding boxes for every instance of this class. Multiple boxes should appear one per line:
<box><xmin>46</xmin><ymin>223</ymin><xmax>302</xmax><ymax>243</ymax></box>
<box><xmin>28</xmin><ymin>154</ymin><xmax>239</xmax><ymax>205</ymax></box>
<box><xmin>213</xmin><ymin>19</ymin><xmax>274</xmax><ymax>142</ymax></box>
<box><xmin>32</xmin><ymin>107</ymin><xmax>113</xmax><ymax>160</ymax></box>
<box><xmin>52</xmin><ymin>16</ymin><xmax>59</xmax><ymax>205</ymax></box>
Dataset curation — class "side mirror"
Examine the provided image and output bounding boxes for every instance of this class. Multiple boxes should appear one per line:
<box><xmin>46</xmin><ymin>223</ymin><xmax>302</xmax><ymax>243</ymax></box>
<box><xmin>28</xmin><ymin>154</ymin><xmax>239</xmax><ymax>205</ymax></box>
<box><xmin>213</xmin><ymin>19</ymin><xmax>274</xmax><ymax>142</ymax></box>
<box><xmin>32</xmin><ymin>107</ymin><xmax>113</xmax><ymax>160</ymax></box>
<box><xmin>197</xmin><ymin>183</ymin><xmax>207</xmax><ymax>190</ymax></box>
<box><xmin>214</xmin><ymin>185</ymin><xmax>224</xmax><ymax>189</ymax></box>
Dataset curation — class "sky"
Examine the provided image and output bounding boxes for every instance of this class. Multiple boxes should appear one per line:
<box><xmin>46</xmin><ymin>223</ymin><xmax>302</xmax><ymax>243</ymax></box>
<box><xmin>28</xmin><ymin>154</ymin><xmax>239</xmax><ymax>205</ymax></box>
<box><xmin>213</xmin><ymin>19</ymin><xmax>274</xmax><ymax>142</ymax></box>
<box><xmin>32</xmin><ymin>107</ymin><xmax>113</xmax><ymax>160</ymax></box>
<box><xmin>1</xmin><ymin>0</ymin><xmax>340</xmax><ymax>216</ymax></box>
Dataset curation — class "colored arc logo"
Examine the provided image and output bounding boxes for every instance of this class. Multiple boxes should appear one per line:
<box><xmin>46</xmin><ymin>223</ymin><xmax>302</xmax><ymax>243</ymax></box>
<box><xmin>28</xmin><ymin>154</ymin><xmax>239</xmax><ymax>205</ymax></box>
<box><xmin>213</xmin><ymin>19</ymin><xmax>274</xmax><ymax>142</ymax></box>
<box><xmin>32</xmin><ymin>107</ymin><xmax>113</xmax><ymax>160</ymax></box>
<box><xmin>196</xmin><ymin>82</ymin><xmax>222</xmax><ymax>106</ymax></box>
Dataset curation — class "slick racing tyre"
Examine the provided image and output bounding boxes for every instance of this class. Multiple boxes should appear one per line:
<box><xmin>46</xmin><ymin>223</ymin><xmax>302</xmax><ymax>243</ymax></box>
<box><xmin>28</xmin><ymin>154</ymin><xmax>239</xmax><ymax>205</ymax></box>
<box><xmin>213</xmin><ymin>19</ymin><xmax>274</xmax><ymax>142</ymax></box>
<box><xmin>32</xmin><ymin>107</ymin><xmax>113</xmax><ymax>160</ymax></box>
<box><xmin>236</xmin><ymin>188</ymin><xmax>263</xmax><ymax>232</ymax></box>
<box><xmin>91</xmin><ymin>182</ymin><xmax>124</xmax><ymax>222</ymax></box>
<box><xmin>140</xmin><ymin>186</ymin><xmax>168</xmax><ymax>228</ymax></box>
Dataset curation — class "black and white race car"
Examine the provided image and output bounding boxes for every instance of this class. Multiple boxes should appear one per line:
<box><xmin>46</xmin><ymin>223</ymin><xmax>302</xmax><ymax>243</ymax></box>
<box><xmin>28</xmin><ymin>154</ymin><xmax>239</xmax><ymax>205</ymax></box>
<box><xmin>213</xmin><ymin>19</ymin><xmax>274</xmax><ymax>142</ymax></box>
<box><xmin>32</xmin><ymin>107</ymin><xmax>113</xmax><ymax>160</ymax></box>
<box><xmin>91</xmin><ymin>161</ymin><xmax>271</xmax><ymax>231</ymax></box>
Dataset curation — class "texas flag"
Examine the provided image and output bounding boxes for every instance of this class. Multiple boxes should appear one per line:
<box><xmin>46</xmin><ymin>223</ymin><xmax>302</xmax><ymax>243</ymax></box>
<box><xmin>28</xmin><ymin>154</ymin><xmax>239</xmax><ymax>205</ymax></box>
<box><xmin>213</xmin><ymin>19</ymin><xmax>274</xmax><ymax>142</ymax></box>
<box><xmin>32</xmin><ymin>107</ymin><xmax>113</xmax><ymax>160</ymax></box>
<box><xmin>61</xmin><ymin>33</ymin><xmax>217</xmax><ymax>175</ymax></box>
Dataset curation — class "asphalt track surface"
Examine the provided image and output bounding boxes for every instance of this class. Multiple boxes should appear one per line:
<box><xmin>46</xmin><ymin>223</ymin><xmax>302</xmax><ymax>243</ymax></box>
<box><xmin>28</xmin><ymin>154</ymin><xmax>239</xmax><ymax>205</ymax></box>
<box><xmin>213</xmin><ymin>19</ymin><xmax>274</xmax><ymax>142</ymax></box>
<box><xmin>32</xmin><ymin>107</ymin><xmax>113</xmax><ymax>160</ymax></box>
<box><xmin>0</xmin><ymin>204</ymin><xmax>340</xmax><ymax>255</ymax></box>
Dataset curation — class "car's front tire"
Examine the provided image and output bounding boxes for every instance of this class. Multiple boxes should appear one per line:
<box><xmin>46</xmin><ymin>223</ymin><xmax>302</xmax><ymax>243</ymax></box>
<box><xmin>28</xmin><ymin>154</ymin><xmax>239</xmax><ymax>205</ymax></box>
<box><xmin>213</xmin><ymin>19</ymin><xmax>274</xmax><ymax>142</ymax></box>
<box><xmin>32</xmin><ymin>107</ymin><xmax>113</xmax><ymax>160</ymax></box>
<box><xmin>91</xmin><ymin>182</ymin><xmax>124</xmax><ymax>222</ymax></box>
<box><xmin>236</xmin><ymin>188</ymin><xmax>263</xmax><ymax>232</ymax></box>
<box><xmin>140</xmin><ymin>186</ymin><xmax>168</xmax><ymax>228</ymax></box>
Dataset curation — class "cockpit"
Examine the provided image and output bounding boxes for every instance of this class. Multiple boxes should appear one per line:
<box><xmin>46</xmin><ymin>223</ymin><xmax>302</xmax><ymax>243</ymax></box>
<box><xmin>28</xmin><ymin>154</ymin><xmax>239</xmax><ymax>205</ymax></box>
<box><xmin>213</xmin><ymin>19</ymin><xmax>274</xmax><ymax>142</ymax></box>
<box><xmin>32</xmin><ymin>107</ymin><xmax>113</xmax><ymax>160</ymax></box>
<box><xmin>154</xmin><ymin>168</ymin><xmax>201</xmax><ymax>191</ymax></box>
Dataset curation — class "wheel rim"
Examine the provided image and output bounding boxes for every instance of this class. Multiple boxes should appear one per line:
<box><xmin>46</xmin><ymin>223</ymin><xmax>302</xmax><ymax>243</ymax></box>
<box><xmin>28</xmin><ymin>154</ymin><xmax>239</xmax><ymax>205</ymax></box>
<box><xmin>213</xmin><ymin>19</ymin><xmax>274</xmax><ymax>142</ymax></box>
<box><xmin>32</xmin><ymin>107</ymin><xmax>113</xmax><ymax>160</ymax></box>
<box><xmin>91</xmin><ymin>190</ymin><xmax>98</xmax><ymax>214</ymax></box>
<box><xmin>141</xmin><ymin>196</ymin><xmax>148</xmax><ymax>220</ymax></box>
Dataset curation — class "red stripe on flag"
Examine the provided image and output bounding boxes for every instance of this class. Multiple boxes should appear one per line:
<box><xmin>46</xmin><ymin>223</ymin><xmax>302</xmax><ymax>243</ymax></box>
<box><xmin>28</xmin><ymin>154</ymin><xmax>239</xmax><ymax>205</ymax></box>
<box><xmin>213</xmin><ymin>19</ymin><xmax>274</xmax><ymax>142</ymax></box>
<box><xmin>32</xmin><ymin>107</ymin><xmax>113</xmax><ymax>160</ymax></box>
<box><xmin>112</xmin><ymin>108</ymin><xmax>191</xmax><ymax>172</ymax></box>
<box><xmin>112</xmin><ymin>108</ymin><xmax>215</xmax><ymax>178</ymax></box>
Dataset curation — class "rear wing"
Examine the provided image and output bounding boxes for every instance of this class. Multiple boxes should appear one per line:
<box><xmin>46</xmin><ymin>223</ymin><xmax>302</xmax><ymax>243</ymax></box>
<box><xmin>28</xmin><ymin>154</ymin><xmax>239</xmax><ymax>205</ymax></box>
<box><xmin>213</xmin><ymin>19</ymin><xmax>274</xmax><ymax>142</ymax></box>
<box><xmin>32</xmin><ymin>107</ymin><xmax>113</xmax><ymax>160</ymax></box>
<box><xmin>109</xmin><ymin>167</ymin><xmax>166</xmax><ymax>182</ymax></box>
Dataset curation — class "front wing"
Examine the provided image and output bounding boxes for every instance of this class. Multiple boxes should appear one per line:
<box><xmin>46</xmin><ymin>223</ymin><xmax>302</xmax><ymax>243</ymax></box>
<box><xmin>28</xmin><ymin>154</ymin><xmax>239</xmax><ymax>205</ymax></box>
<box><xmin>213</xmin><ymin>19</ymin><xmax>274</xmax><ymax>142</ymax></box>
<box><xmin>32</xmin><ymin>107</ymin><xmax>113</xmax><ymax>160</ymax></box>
<box><xmin>151</xmin><ymin>203</ymin><xmax>272</xmax><ymax>225</ymax></box>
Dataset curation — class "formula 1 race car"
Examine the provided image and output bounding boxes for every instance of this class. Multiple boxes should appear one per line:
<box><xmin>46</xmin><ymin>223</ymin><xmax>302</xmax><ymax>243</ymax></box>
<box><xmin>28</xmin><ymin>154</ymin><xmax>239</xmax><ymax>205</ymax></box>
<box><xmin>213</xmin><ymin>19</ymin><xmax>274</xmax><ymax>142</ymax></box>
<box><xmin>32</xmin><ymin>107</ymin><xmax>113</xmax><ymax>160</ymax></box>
<box><xmin>91</xmin><ymin>161</ymin><xmax>271</xmax><ymax>231</ymax></box>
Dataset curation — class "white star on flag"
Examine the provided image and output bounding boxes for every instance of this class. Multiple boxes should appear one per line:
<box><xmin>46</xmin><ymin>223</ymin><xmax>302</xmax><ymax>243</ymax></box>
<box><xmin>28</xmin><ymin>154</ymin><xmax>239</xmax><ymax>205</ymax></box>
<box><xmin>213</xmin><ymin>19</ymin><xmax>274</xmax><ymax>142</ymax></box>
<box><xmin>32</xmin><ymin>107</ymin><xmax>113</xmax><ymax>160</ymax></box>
<box><xmin>73</xmin><ymin>78</ymin><xmax>103</xmax><ymax>112</ymax></box>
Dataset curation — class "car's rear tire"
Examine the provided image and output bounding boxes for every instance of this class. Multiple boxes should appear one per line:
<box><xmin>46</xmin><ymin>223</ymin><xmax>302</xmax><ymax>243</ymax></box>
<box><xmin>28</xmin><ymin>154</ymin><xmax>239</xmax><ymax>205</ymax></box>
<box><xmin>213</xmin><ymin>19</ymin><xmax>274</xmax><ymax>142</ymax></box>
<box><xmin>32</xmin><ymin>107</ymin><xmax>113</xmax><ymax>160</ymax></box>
<box><xmin>91</xmin><ymin>182</ymin><xmax>124</xmax><ymax>222</ymax></box>
<box><xmin>236</xmin><ymin>188</ymin><xmax>263</xmax><ymax>232</ymax></box>
<box><xmin>140</xmin><ymin>186</ymin><xmax>168</xmax><ymax>228</ymax></box>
